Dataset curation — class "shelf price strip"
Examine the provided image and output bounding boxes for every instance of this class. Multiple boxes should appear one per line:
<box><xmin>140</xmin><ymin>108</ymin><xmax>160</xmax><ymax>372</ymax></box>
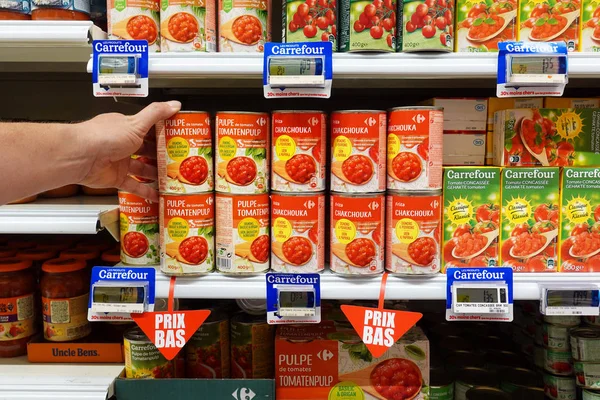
<box><xmin>341</xmin><ymin>272</ymin><xmax>423</xmax><ymax>358</ymax></box>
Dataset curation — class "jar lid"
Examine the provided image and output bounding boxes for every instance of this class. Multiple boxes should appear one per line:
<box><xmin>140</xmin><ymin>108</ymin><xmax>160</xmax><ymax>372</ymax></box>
<box><xmin>36</xmin><ymin>243</ymin><xmax>72</xmax><ymax>253</ymax></box>
<box><xmin>76</xmin><ymin>241</ymin><xmax>114</xmax><ymax>253</ymax></box>
<box><xmin>17</xmin><ymin>248</ymin><xmax>58</xmax><ymax>261</ymax></box>
<box><xmin>0</xmin><ymin>257</ymin><xmax>32</xmax><ymax>272</ymax></box>
<box><xmin>60</xmin><ymin>248</ymin><xmax>100</xmax><ymax>261</ymax></box>
<box><xmin>101</xmin><ymin>248</ymin><xmax>121</xmax><ymax>264</ymax></box>
<box><xmin>42</xmin><ymin>258</ymin><xmax>86</xmax><ymax>273</ymax></box>
<box><xmin>0</xmin><ymin>246</ymin><xmax>17</xmax><ymax>258</ymax></box>
<box><xmin>7</xmin><ymin>239</ymin><xmax>37</xmax><ymax>249</ymax></box>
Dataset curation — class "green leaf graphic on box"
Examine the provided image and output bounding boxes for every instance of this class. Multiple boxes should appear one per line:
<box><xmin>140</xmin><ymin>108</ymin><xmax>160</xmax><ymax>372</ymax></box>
<box><xmin>161</xmin><ymin>0</ymin><xmax>168</xmax><ymax>11</ymax></box>
<box><xmin>192</xmin><ymin>5</ymin><xmax>206</xmax><ymax>18</ymax></box>
<box><xmin>223</xmin><ymin>0</ymin><xmax>232</xmax><ymax>12</ymax></box>
<box><xmin>246</xmin><ymin>147</ymin><xmax>267</xmax><ymax>161</ymax></box>
<box><xmin>198</xmin><ymin>227</ymin><xmax>214</xmax><ymax>239</ymax></box>
<box><xmin>137</xmin><ymin>224</ymin><xmax>159</xmax><ymax>236</ymax></box>
<box><xmin>115</xmin><ymin>0</ymin><xmax>126</xmax><ymax>12</ymax></box>
<box><xmin>343</xmin><ymin>343</ymin><xmax>372</xmax><ymax>363</ymax></box>
<box><xmin>405</xmin><ymin>344</ymin><xmax>426</xmax><ymax>360</ymax></box>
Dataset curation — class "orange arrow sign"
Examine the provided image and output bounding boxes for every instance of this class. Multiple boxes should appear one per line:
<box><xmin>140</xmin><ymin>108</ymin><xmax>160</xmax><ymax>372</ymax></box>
<box><xmin>341</xmin><ymin>273</ymin><xmax>422</xmax><ymax>358</ymax></box>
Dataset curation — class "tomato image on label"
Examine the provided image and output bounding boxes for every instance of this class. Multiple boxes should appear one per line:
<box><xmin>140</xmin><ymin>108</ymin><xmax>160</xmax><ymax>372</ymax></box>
<box><xmin>123</xmin><ymin>231</ymin><xmax>149</xmax><ymax>258</ymax></box>
<box><xmin>218</xmin><ymin>0</ymin><xmax>270</xmax><ymax>53</ymax></box>
<box><xmin>226</xmin><ymin>157</ymin><xmax>257</xmax><ymax>186</ymax></box>
<box><xmin>370</xmin><ymin>358</ymin><xmax>423</xmax><ymax>400</ymax></box>
<box><xmin>456</xmin><ymin>0</ymin><xmax>517</xmax><ymax>52</ymax></box>
<box><xmin>178</xmin><ymin>236</ymin><xmax>209</xmax><ymax>265</ymax></box>
<box><xmin>345</xmin><ymin>238</ymin><xmax>376</xmax><ymax>267</ymax></box>
<box><xmin>281</xmin><ymin>236</ymin><xmax>312</xmax><ymax>266</ymax></box>
<box><xmin>180</xmin><ymin>156</ymin><xmax>209</xmax><ymax>185</ymax></box>
<box><xmin>233</xmin><ymin>15</ymin><xmax>262</xmax><ymax>44</ymax></box>
<box><xmin>284</xmin><ymin>0</ymin><xmax>337</xmax><ymax>47</ymax></box>
<box><xmin>392</xmin><ymin>152</ymin><xmax>423</xmax><ymax>182</ymax></box>
<box><xmin>250</xmin><ymin>235</ymin><xmax>270</xmax><ymax>263</ymax></box>
<box><xmin>407</xmin><ymin>237</ymin><xmax>437</xmax><ymax>266</ymax></box>
<box><xmin>519</xmin><ymin>0</ymin><xmax>579</xmax><ymax>50</ymax></box>
<box><xmin>128</xmin><ymin>15</ymin><xmax>158</xmax><ymax>43</ymax></box>
<box><xmin>284</xmin><ymin>154</ymin><xmax>316</xmax><ymax>184</ymax></box>
<box><xmin>109</xmin><ymin>0</ymin><xmax>161</xmax><ymax>52</ymax></box>
<box><xmin>340</xmin><ymin>0</ymin><xmax>397</xmax><ymax>52</ymax></box>
<box><xmin>342</xmin><ymin>155</ymin><xmax>374</xmax><ymax>185</ymax></box>
<box><xmin>168</xmin><ymin>12</ymin><xmax>198</xmax><ymax>42</ymax></box>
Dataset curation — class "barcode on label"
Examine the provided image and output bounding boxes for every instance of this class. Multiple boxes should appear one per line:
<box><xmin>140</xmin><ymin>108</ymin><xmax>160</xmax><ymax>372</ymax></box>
<box><xmin>50</xmin><ymin>300</ymin><xmax>70</xmax><ymax>324</ymax></box>
<box><xmin>217</xmin><ymin>257</ymin><xmax>231</xmax><ymax>271</ymax></box>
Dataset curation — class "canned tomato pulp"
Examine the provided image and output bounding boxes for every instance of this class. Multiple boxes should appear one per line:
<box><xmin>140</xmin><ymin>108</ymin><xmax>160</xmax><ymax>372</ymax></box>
<box><xmin>218</xmin><ymin>0</ymin><xmax>270</xmax><ymax>52</ymax></box>
<box><xmin>271</xmin><ymin>110</ymin><xmax>326</xmax><ymax>192</ymax></box>
<box><xmin>160</xmin><ymin>193</ymin><xmax>215</xmax><ymax>275</ymax></box>
<box><xmin>108</xmin><ymin>0</ymin><xmax>160</xmax><ymax>52</ymax></box>
<box><xmin>160</xmin><ymin>0</ymin><xmax>216</xmax><ymax>52</ymax></box>
<box><xmin>271</xmin><ymin>192</ymin><xmax>325</xmax><ymax>273</ymax></box>
<box><xmin>571</xmin><ymin>327</ymin><xmax>600</xmax><ymax>362</ymax></box>
<box><xmin>544</xmin><ymin>348</ymin><xmax>573</xmax><ymax>376</ymax></box>
<box><xmin>398</xmin><ymin>0</ymin><xmax>454</xmax><ymax>52</ymax></box>
<box><xmin>387</xmin><ymin>106</ymin><xmax>443</xmax><ymax>190</ymax></box>
<box><xmin>330</xmin><ymin>110</ymin><xmax>386</xmax><ymax>193</ymax></box>
<box><xmin>231</xmin><ymin>313</ymin><xmax>275</xmax><ymax>379</ymax></box>
<box><xmin>216</xmin><ymin>193</ymin><xmax>270</xmax><ymax>273</ymax></box>
<box><xmin>157</xmin><ymin>111</ymin><xmax>213</xmax><ymax>194</ymax></box>
<box><xmin>118</xmin><ymin>191</ymin><xmax>160</xmax><ymax>265</ymax></box>
<box><xmin>339</xmin><ymin>0</ymin><xmax>397</xmax><ymax>51</ymax></box>
<box><xmin>575</xmin><ymin>361</ymin><xmax>600</xmax><ymax>388</ymax></box>
<box><xmin>544</xmin><ymin>323</ymin><xmax>571</xmax><ymax>352</ymax></box>
<box><xmin>215</xmin><ymin>112</ymin><xmax>269</xmax><ymax>194</ymax></box>
<box><xmin>124</xmin><ymin>326</ymin><xmax>174</xmax><ymax>378</ymax></box>
<box><xmin>330</xmin><ymin>192</ymin><xmax>385</xmax><ymax>275</ymax></box>
<box><xmin>186</xmin><ymin>310</ymin><xmax>230</xmax><ymax>378</ymax></box>
<box><xmin>544</xmin><ymin>372</ymin><xmax>576</xmax><ymax>400</ymax></box>
<box><xmin>386</xmin><ymin>190</ymin><xmax>441</xmax><ymax>274</ymax></box>
<box><xmin>283</xmin><ymin>0</ymin><xmax>337</xmax><ymax>47</ymax></box>
<box><xmin>454</xmin><ymin>367</ymin><xmax>499</xmax><ymax>400</ymax></box>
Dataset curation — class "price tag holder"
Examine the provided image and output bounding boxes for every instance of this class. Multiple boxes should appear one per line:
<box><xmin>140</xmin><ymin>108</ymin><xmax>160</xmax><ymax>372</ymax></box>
<box><xmin>266</xmin><ymin>273</ymin><xmax>320</xmax><ymax>324</ymax></box>
<box><xmin>263</xmin><ymin>42</ymin><xmax>332</xmax><ymax>99</ymax></box>
<box><xmin>87</xmin><ymin>266</ymin><xmax>156</xmax><ymax>322</ymax></box>
<box><xmin>92</xmin><ymin>40</ymin><xmax>149</xmax><ymax>97</ymax></box>
<box><xmin>540</xmin><ymin>285</ymin><xmax>600</xmax><ymax>316</ymax></box>
<box><xmin>446</xmin><ymin>267</ymin><xmax>513</xmax><ymax>322</ymax></box>
<box><xmin>497</xmin><ymin>42</ymin><xmax>568</xmax><ymax>98</ymax></box>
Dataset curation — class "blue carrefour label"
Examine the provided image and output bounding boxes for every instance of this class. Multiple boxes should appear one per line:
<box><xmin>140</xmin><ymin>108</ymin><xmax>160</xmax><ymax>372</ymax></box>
<box><xmin>446</xmin><ymin>267</ymin><xmax>513</xmax><ymax>310</ymax></box>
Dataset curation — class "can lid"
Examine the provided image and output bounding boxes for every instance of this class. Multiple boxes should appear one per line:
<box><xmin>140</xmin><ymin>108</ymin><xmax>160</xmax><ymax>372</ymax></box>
<box><xmin>511</xmin><ymin>387</ymin><xmax>544</xmax><ymax>400</ymax></box>
<box><xmin>76</xmin><ymin>241</ymin><xmax>114</xmax><ymax>253</ymax></box>
<box><xmin>456</xmin><ymin>367</ymin><xmax>498</xmax><ymax>386</ymax></box>
<box><xmin>42</xmin><ymin>257</ymin><xmax>87</xmax><ymax>273</ymax></box>
<box><xmin>60</xmin><ymin>248</ymin><xmax>100</xmax><ymax>261</ymax></box>
<box><xmin>388</xmin><ymin>189</ymin><xmax>443</xmax><ymax>196</ymax></box>
<box><xmin>388</xmin><ymin>106</ymin><xmax>444</xmax><ymax>112</ymax></box>
<box><xmin>16</xmin><ymin>248</ymin><xmax>58</xmax><ymax>261</ymax></box>
<box><xmin>499</xmin><ymin>367</ymin><xmax>541</xmax><ymax>387</ymax></box>
<box><xmin>571</xmin><ymin>327</ymin><xmax>600</xmax><ymax>339</ymax></box>
<box><xmin>465</xmin><ymin>387</ymin><xmax>510</xmax><ymax>400</ymax></box>
<box><xmin>430</xmin><ymin>366</ymin><xmax>454</xmax><ymax>386</ymax></box>
<box><xmin>101</xmin><ymin>248</ymin><xmax>121</xmax><ymax>264</ymax></box>
<box><xmin>7</xmin><ymin>239</ymin><xmax>37</xmax><ymax>249</ymax></box>
<box><xmin>236</xmin><ymin>299</ymin><xmax>267</xmax><ymax>315</ymax></box>
<box><xmin>124</xmin><ymin>326</ymin><xmax>150</xmax><ymax>341</ymax></box>
<box><xmin>332</xmin><ymin>109</ymin><xmax>386</xmax><ymax>114</ymax></box>
<box><xmin>272</xmin><ymin>110</ymin><xmax>325</xmax><ymax>114</ymax></box>
<box><xmin>0</xmin><ymin>246</ymin><xmax>17</xmax><ymax>258</ymax></box>
<box><xmin>0</xmin><ymin>257</ymin><xmax>32</xmax><ymax>273</ymax></box>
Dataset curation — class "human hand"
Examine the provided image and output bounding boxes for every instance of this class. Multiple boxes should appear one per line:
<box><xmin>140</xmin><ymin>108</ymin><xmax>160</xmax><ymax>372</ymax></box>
<box><xmin>77</xmin><ymin>101</ymin><xmax>181</xmax><ymax>202</ymax></box>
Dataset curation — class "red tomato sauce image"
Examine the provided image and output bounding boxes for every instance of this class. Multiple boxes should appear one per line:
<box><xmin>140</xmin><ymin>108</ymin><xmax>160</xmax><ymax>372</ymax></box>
<box><xmin>531</xmin><ymin>14</ymin><xmax>567</xmax><ymax>39</ymax></box>
<box><xmin>285</xmin><ymin>154</ymin><xmax>316</xmax><ymax>184</ymax></box>
<box><xmin>250</xmin><ymin>235</ymin><xmax>270</xmax><ymax>263</ymax></box>
<box><xmin>282</xmin><ymin>236</ymin><xmax>312</xmax><ymax>265</ymax></box>
<box><xmin>180</xmin><ymin>156</ymin><xmax>209</xmax><ymax>185</ymax></box>
<box><xmin>168</xmin><ymin>12</ymin><xmax>198</xmax><ymax>42</ymax></box>
<box><xmin>512</xmin><ymin>232</ymin><xmax>545</xmax><ymax>257</ymax></box>
<box><xmin>179</xmin><ymin>236</ymin><xmax>209</xmax><ymax>265</ymax></box>
<box><xmin>233</xmin><ymin>15</ymin><xmax>262</xmax><ymax>44</ymax></box>
<box><xmin>469</xmin><ymin>13</ymin><xmax>504</xmax><ymax>38</ymax></box>
<box><xmin>392</xmin><ymin>152</ymin><xmax>422</xmax><ymax>182</ymax></box>
<box><xmin>122</xmin><ymin>232</ymin><xmax>149</xmax><ymax>258</ymax></box>
<box><xmin>571</xmin><ymin>231</ymin><xmax>600</xmax><ymax>257</ymax></box>
<box><xmin>454</xmin><ymin>233</ymin><xmax>488</xmax><ymax>258</ymax></box>
<box><xmin>345</xmin><ymin>238</ymin><xmax>376</xmax><ymax>267</ymax></box>
<box><xmin>342</xmin><ymin>155</ymin><xmax>374</xmax><ymax>185</ymax></box>
<box><xmin>227</xmin><ymin>157</ymin><xmax>257</xmax><ymax>186</ymax></box>
<box><xmin>127</xmin><ymin>15</ymin><xmax>158</xmax><ymax>44</ymax></box>
<box><xmin>370</xmin><ymin>358</ymin><xmax>422</xmax><ymax>400</ymax></box>
<box><xmin>408</xmin><ymin>237</ymin><xmax>437</xmax><ymax>266</ymax></box>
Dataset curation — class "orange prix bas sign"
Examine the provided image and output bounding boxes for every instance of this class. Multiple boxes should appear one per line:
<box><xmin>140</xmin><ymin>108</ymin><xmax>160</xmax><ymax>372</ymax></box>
<box><xmin>341</xmin><ymin>273</ymin><xmax>422</xmax><ymax>358</ymax></box>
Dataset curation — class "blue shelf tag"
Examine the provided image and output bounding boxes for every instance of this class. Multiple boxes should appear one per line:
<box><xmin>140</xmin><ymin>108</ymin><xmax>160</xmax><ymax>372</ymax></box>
<box><xmin>92</xmin><ymin>40</ymin><xmax>149</xmax><ymax>97</ymax></box>
<box><xmin>497</xmin><ymin>41</ymin><xmax>568</xmax><ymax>98</ymax></box>
<box><xmin>266</xmin><ymin>273</ymin><xmax>321</xmax><ymax>324</ymax></box>
<box><xmin>263</xmin><ymin>42</ymin><xmax>333</xmax><ymax>99</ymax></box>
<box><xmin>87</xmin><ymin>266</ymin><xmax>156</xmax><ymax>322</ymax></box>
<box><xmin>540</xmin><ymin>285</ymin><xmax>600</xmax><ymax>316</ymax></box>
<box><xmin>446</xmin><ymin>267</ymin><xmax>513</xmax><ymax>322</ymax></box>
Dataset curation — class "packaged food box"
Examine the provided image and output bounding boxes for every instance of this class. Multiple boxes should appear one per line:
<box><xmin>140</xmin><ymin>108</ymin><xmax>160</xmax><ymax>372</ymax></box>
<box><xmin>518</xmin><ymin>0</ymin><xmax>580</xmax><ymax>51</ymax></box>
<box><xmin>421</xmin><ymin>98</ymin><xmax>488</xmax><ymax>132</ymax></box>
<box><xmin>455</xmin><ymin>0</ymin><xmax>518</xmax><ymax>53</ymax></box>
<box><xmin>486</xmin><ymin>97</ymin><xmax>543</xmax><ymax>165</ymax></box>
<box><xmin>544</xmin><ymin>98</ymin><xmax>600</xmax><ymax>108</ymax></box>
<box><xmin>275</xmin><ymin>323</ymin><xmax>430</xmax><ymax>400</ymax></box>
<box><xmin>493</xmin><ymin>108</ymin><xmax>600</xmax><ymax>167</ymax></box>
<box><xmin>580</xmin><ymin>0</ymin><xmax>600</xmax><ymax>52</ymax></box>
<box><xmin>559</xmin><ymin>167</ymin><xmax>600</xmax><ymax>272</ymax></box>
<box><xmin>442</xmin><ymin>167</ymin><xmax>501</xmax><ymax>272</ymax></box>
<box><xmin>443</xmin><ymin>132</ymin><xmax>486</xmax><ymax>165</ymax></box>
<box><xmin>500</xmin><ymin>167</ymin><xmax>560</xmax><ymax>272</ymax></box>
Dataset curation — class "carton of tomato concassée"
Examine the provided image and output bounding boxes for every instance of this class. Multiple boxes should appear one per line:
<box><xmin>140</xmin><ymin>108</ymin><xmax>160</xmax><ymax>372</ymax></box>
<box><xmin>493</xmin><ymin>108</ymin><xmax>600</xmax><ymax>167</ymax></box>
<box><xmin>275</xmin><ymin>323</ymin><xmax>430</xmax><ymax>400</ymax></box>
<box><xmin>560</xmin><ymin>167</ymin><xmax>600</xmax><ymax>272</ymax></box>
<box><xmin>442</xmin><ymin>167</ymin><xmax>501</xmax><ymax>272</ymax></box>
<box><xmin>500</xmin><ymin>167</ymin><xmax>560</xmax><ymax>272</ymax></box>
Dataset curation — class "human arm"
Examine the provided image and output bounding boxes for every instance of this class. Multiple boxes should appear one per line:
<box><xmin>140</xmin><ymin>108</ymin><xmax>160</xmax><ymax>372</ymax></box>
<box><xmin>0</xmin><ymin>101</ymin><xmax>181</xmax><ymax>205</ymax></box>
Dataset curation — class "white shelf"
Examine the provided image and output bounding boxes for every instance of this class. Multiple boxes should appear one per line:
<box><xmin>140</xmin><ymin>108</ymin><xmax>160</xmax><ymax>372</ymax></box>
<box><xmin>0</xmin><ymin>356</ymin><xmax>123</xmax><ymax>400</ymax></box>
<box><xmin>0</xmin><ymin>196</ymin><xmax>118</xmax><ymax>237</ymax></box>
<box><xmin>155</xmin><ymin>269</ymin><xmax>600</xmax><ymax>301</ymax></box>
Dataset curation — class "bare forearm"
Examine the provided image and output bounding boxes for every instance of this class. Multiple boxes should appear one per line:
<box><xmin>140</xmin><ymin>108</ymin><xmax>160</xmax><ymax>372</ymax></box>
<box><xmin>0</xmin><ymin>122</ymin><xmax>88</xmax><ymax>205</ymax></box>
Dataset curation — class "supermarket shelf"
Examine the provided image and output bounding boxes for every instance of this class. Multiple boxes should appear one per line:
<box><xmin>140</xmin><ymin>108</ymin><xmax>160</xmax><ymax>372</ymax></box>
<box><xmin>85</xmin><ymin>52</ymin><xmax>600</xmax><ymax>86</ymax></box>
<box><xmin>0</xmin><ymin>21</ymin><xmax>105</xmax><ymax>69</ymax></box>
<box><xmin>0</xmin><ymin>196</ymin><xmax>119</xmax><ymax>237</ymax></box>
<box><xmin>156</xmin><ymin>270</ymin><xmax>600</xmax><ymax>300</ymax></box>
<box><xmin>0</xmin><ymin>356</ymin><xmax>123</xmax><ymax>400</ymax></box>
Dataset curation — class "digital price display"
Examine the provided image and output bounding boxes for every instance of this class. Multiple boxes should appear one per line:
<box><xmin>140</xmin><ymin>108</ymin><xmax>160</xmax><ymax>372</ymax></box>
<box><xmin>278</xmin><ymin>290</ymin><xmax>316</xmax><ymax>317</ymax></box>
<box><xmin>453</xmin><ymin>284</ymin><xmax>509</xmax><ymax>314</ymax></box>
<box><xmin>91</xmin><ymin>283</ymin><xmax>147</xmax><ymax>313</ymax></box>
<box><xmin>542</xmin><ymin>287</ymin><xmax>600</xmax><ymax>316</ymax></box>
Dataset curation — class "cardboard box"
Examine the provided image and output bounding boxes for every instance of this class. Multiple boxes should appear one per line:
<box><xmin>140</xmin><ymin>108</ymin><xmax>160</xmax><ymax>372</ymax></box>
<box><xmin>559</xmin><ymin>167</ymin><xmax>600</xmax><ymax>272</ymax></box>
<box><xmin>443</xmin><ymin>132</ymin><xmax>486</xmax><ymax>165</ymax></box>
<box><xmin>544</xmin><ymin>98</ymin><xmax>600</xmax><ymax>109</ymax></box>
<box><xmin>581</xmin><ymin>0</ymin><xmax>600</xmax><ymax>52</ymax></box>
<box><xmin>276</xmin><ymin>323</ymin><xmax>430</xmax><ymax>400</ymax></box>
<box><xmin>442</xmin><ymin>167</ymin><xmax>501</xmax><ymax>272</ymax></box>
<box><xmin>115</xmin><ymin>376</ymin><xmax>275</xmax><ymax>400</ymax></box>
<box><xmin>27</xmin><ymin>337</ymin><xmax>124</xmax><ymax>363</ymax></box>
<box><xmin>500</xmin><ymin>167</ymin><xmax>560</xmax><ymax>272</ymax></box>
<box><xmin>518</xmin><ymin>0</ymin><xmax>580</xmax><ymax>51</ymax></box>
<box><xmin>422</xmin><ymin>98</ymin><xmax>488</xmax><ymax>132</ymax></box>
<box><xmin>493</xmin><ymin>108</ymin><xmax>600</xmax><ymax>167</ymax></box>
